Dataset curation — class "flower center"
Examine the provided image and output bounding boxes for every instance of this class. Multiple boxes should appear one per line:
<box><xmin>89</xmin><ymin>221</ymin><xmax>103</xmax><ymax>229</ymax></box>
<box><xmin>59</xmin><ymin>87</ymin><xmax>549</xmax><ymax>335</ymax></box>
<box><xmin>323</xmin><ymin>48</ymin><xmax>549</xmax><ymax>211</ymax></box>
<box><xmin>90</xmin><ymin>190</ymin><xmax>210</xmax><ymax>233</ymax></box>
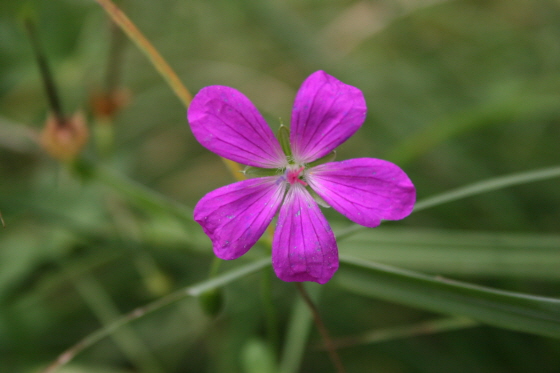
<box><xmin>286</xmin><ymin>166</ymin><xmax>308</xmax><ymax>186</ymax></box>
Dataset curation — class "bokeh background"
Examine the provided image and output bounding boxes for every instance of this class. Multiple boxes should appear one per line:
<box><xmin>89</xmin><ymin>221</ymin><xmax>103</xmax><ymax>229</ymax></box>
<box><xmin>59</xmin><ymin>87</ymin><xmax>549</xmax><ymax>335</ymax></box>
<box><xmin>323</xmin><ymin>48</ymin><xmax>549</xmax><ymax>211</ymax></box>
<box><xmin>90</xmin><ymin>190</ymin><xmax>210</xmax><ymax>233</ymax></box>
<box><xmin>1</xmin><ymin>0</ymin><xmax>560</xmax><ymax>372</ymax></box>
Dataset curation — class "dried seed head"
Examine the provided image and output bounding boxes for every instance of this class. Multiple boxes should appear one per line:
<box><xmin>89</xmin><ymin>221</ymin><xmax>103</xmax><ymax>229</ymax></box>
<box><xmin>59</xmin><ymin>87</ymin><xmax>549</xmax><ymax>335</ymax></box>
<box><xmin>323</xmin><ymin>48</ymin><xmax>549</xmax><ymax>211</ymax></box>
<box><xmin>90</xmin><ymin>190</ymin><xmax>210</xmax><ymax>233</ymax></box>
<box><xmin>40</xmin><ymin>111</ymin><xmax>89</xmax><ymax>162</ymax></box>
<box><xmin>90</xmin><ymin>88</ymin><xmax>130</xmax><ymax>120</ymax></box>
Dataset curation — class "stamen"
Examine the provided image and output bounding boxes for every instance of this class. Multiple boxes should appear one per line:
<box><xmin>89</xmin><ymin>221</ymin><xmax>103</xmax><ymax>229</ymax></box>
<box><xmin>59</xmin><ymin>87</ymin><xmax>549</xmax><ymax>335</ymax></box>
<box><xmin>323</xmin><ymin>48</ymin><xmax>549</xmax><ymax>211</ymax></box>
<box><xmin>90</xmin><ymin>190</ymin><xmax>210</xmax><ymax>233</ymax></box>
<box><xmin>286</xmin><ymin>166</ymin><xmax>308</xmax><ymax>186</ymax></box>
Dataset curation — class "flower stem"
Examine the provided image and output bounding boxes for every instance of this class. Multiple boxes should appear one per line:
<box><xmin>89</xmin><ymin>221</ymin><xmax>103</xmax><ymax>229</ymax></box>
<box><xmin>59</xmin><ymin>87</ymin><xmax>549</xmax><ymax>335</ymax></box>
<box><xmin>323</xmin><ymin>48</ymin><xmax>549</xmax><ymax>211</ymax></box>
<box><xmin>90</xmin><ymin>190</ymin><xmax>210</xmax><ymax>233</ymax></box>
<box><xmin>70</xmin><ymin>272</ymin><xmax>165</xmax><ymax>373</ymax></box>
<box><xmin>104</xmin><ymin>19</ymin><xmax>127</xmax><ymax>92</ymax></box>
<box><xmin>295</xmin><ymin>283</ymin><xmax>346</xmax><ymax>373</ymax></box>
<box><xmin>24</xmin><ymin>18</ymin><xmax>65</xmax><ymax>124</ymax></box>
<box><xmin>261</xmin><ymin>267</ymin><xmax>279</xmax><ymax>352</ymax></box>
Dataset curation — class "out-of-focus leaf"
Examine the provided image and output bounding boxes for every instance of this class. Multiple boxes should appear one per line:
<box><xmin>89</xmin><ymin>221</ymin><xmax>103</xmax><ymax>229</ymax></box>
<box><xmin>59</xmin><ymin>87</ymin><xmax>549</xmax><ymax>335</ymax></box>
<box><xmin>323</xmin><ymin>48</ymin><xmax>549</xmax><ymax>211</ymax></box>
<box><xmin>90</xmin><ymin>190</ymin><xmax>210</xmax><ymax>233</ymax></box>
<box><xmin>94</xmin><ymin>165</ymin><xmax>195</xmax><ymax>224</ymax></box>
<box><xmin>198</xmin><ymin>287</ymin><xmax>224</xmax><ymax>317</ymax></box>
<box><xmin>340</xmin><ymin>227</ymin><xmax>560</xmax><ymax>278</ymax></box>
<box><xmin>338</xmin><ymin>255</ymin><xmax>560</xmax><ymax>339</ymax></box>
<box><xmin>0</xmin><ymin>116</ymin><xmax>38</xmax><ymax>153</ymax></box>
<box><xmin>242</xmin><ymin>338</ymin><xmax>278</xmax><ymax>373</ymax></box>
<box><xmin>387</xmin><ymin>91</ymin><xmax>560</xmax><ymax>166</ymax></box>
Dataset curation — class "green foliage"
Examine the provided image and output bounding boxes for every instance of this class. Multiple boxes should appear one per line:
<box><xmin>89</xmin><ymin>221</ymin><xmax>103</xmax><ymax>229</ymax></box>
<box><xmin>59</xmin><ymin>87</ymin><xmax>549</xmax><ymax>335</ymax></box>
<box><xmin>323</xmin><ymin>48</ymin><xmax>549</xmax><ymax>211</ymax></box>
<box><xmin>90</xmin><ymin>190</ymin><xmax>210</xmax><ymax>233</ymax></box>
<box><xmin>1</xmin><ymin>0</ymin><xmax>560</xmax><ymax>372</ymax></box>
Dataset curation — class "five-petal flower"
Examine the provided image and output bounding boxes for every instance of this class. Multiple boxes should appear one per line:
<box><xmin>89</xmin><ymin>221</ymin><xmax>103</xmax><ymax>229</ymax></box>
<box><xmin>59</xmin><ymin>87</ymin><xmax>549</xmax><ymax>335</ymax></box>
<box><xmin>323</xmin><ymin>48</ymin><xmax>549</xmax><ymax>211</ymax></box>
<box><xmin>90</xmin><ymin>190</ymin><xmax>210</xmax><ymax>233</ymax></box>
<box><xmin>187</xmin><ymin>71</ymin><xmax>415</xmax><ymax>284</ymax></box>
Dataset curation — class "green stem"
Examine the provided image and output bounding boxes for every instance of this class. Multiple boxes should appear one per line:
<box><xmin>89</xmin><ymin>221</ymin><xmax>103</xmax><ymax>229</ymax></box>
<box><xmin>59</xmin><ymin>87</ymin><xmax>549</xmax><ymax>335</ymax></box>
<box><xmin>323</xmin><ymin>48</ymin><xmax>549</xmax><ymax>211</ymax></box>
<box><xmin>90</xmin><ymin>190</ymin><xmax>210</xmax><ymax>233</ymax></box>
<box><xmin>413</xmin><ymin>165</ymin><xmax>560</xmax><ymax>213</ymax></box>
<box><xmin>70</xmin><ymin>273</ymin><xmax>165</xmax><ymax>373</ymax></box>
<box><xmin>261</xmin><ymin>267</ymin><xmax>279</xmax><ymax>352</ymax></box>
<box><xmin>104</xmin><ymin>19</ymin><xmax>127</xmax><ymax>92</ymax></box>
<box><xmin>209</xmin><ymin>256</ymin><xmax>222</xmax><ymax>277</ymax></box>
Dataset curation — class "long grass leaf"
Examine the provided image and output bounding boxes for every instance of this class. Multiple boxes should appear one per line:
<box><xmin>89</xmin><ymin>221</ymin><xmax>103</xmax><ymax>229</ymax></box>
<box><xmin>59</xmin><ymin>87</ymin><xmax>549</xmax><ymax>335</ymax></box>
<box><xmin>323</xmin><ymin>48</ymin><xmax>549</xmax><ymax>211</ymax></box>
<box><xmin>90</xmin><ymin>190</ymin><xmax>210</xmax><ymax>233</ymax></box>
<box><xmin>338</xmin><ymin>255</ymin><xmax>560</xmax><ymax>339</ymax></box>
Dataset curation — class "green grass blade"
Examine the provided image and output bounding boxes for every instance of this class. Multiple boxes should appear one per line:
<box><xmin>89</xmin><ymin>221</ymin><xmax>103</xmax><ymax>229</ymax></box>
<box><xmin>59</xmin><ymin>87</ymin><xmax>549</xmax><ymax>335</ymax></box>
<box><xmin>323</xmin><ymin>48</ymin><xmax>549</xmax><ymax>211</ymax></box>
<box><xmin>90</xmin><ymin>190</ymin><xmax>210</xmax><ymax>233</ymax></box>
<box><xmin>42</xmin><ymin>258</ymin><xmax>270</xmax><ymax>373</ymax></box>
<box><xmin>338</xmin><ymin>255</ymin><xmax>560</xmax><ymax>339</ymax></box>
<box><xmin>335</xmin><ymin>165</ymin><xmax>560</xmax><ymax>240</ymax></box>
<box><xmin>340</xmin><ymin>228</ymin><xmax>560</xmax><ymax>278</ymax></box>
<box><xmin>414</xmin><ymin>165</ymin><xmax>560</xmax><ymax>213</ymax></box>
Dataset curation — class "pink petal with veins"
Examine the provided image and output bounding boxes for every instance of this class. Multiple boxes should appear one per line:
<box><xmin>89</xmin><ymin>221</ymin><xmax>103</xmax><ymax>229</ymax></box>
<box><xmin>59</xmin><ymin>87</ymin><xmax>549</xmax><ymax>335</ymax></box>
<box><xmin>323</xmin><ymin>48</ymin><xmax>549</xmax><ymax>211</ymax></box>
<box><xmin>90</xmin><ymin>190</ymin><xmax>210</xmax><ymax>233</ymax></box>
<box><xmin>194</xmin><ymin>177</ymin><xmax>286</xmax><ymax>260</ymax></box>
<box><xmin>272</xmin><ymin>184</ymin><xmax>338</xmax><ymax>284</ymax></box>
<box><xmin>188</xmin><ymin>86</ymin><xmax>287</xmax><ymax>168</ymax></box>
<box><xmin>306</xmin><ymin>158</ymin><xmax>415</xmax><ymax>227</ymax></box>
<box><xmin>290</xmin><ymin>71</ymin><xmax>366</xmax><ymax>164</ymax></box>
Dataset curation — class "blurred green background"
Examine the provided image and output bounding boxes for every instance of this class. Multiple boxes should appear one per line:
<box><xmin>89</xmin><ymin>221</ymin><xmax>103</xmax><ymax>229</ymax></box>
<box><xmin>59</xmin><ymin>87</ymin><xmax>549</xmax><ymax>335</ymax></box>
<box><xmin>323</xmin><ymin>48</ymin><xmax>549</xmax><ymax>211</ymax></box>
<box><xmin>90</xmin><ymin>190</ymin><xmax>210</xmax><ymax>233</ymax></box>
<box><xmin>1</xmin><ymin>0</ymin><xmax>560</xmax><ymax>372</ymax></box>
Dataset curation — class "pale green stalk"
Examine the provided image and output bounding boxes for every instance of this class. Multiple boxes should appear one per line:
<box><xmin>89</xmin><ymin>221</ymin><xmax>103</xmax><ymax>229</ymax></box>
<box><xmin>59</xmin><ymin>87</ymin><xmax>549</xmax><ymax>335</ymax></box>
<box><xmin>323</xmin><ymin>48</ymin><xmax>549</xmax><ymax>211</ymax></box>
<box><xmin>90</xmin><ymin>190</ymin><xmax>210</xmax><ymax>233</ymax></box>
<box><xmin>41</xmin><ymin>258</ymin><xmax>270</xmax><ymax>373</ymax></box>
<box><xmin>71</xmin><ymin>273</ymin><xmax>165</xmax><ymax>373</ymax></box>
<box><xmin>413</xmin><ymin>165</ymin><xmax>560</xmax><ymax>212</ymax></box>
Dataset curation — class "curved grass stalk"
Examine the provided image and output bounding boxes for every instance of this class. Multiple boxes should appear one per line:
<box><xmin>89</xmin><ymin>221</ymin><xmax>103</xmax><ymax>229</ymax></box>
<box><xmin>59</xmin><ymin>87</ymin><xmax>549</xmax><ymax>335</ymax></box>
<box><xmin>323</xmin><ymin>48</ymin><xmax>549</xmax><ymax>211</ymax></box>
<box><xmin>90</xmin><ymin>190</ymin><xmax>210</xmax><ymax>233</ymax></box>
<box><xmin>95</xmin><ymin>0</ymin><xmax>192</xmax><ymax>107</ymax></box>
<box><xmin>413</xmin><ymin>165</ymin><xmax>560</xmax><ymax>213</ymax></box>
<box><xmin>94</xmin><ymin>0</ymin><xmax>245</xmax><ymax>182</ymax></box>
<box><xmin>41</xmin><ymin>258</ymin><xmax>270</xmax><ymax>373</ymax></box>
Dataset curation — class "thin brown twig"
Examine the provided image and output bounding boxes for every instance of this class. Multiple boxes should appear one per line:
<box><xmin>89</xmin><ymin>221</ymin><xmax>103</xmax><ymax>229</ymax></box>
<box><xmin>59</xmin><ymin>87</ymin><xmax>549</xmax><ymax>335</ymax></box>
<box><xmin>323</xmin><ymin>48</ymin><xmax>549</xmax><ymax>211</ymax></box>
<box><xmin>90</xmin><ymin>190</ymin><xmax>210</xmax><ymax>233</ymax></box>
<box><xmin>324</xmin><ymin>316</ymin><xmax>478</xmax><ymax>350</ymax></box>
<box><xmin>295</xmin><ymin>283</ymin><xmax>346</xmax><ymax>373</ymax></box>
<box><xmin>95</xmin><ymin>0</ymin><xmax>192</xmax><ymax>107</ymax></box>
<box><xmin>95</xmin><ymin>0</ymin><xmax>246</xmax><ymax>177</ymax></box>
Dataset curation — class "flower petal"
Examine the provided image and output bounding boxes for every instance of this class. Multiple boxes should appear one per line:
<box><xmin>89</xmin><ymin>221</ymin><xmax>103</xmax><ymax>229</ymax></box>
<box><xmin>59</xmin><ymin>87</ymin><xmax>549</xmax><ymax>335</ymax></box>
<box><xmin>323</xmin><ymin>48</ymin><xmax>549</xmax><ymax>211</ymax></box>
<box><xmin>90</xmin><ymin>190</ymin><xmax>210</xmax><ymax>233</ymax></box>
<box><xmin>194</xmin><ymin>177</ymin><xmax>286</xmax><ymax>260</ymax></box>
<box><xmin>290</xmin><ymin>71</ymin><xmax>367</xmax><ymax>164</ymax></box>
<box><xmin>306</xmin><ymin>158</ymin><xmax>415</xmax><ymax>227</ymax></box>
<box><xmin>272</xmin><ymin>184</ymin><xmax>338</xmax><ymax>284</ymax></box>
<box><xmin>188</xmin><ymin>86</ymin><xmax>287</xmax><ymax>168</ymax></box>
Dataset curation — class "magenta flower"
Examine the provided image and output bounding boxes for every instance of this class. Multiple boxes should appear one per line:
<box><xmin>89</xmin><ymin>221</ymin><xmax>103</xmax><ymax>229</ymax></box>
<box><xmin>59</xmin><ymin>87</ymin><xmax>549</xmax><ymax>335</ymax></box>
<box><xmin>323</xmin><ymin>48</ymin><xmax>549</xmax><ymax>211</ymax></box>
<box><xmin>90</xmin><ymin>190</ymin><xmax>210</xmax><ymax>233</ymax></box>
<box><xmin>187</xmin><ymin>71</ymin><xmax>415</xmax><ymax>284</ymax></box>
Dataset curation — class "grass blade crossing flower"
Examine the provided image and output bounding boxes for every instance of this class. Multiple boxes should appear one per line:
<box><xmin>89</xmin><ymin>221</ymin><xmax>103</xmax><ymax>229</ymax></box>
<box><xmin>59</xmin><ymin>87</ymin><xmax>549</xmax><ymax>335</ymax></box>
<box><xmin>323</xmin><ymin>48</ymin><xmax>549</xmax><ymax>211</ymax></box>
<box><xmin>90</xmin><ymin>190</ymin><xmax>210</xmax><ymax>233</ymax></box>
<box><xmin>187</xmin><ymin>71</ymin><xmax>415</xmax><ymax>284</ymax></box>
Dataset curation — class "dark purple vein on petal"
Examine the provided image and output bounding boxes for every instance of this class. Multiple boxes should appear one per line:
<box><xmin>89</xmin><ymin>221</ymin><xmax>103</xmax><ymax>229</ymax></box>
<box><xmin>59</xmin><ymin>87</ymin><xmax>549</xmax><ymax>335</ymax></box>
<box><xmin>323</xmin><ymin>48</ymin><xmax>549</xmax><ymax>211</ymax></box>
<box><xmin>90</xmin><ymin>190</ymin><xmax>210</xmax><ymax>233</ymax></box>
<box><xmin>205</xmin><ymin>111</ymin><xmax>280</xmax><ymax>164</ymax></box>
<box><xmin>301</xmin><ymin>85</ymin><xmax>347</xmax><ymax>159</ymax></box>
<box><xmin>220</xmin><ymin>181</ymin><xmax>286</xmax><ymax>243</ymax></box>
